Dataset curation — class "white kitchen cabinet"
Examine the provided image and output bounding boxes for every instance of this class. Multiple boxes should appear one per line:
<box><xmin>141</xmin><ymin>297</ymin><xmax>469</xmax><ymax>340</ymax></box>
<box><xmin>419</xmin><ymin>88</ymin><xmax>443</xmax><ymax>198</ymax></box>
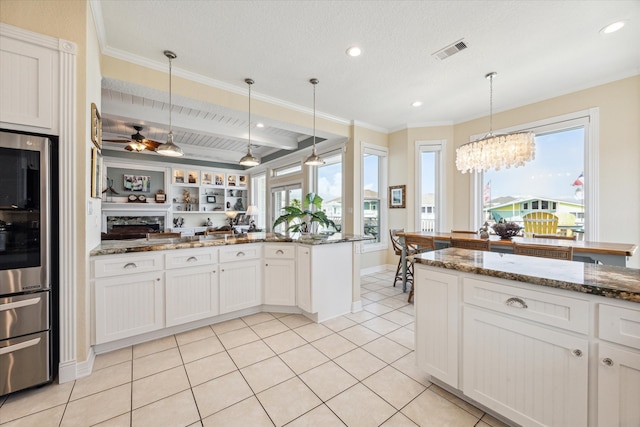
<box><xmin>165</xmin><ymin>265</ymin><xmax>219</xmax><ymax>327</ymax></box>
<box><xmin>94</xmin><ymin>271</ymin><xmax>164</xmax><ymax>344</ymax></box>
<box><xmin>296</xmin><ymin>242</ymin><xmax>352</xmax><ymax>322</ymax></box>
<box><xmin>413</xmin><ymin>268</ymin><xmax>459</xmax><ymax>389</ymax></box>
<box><xmin>219</xmin><ymin>244</ymin><xmax>262</xmax><ymax>314</ymax></box>
<box><xmin>597</xmin><ymin>303</ymin><xmax>640</xmax><ymax>426</ymax></box>
<box><xmin>0</xmin><ymin>30</ymin><xmax>58</xmax><ymax>131</ymax></box>
<box><xmin>264</xmin><ymin>244</ymin><xmax>296</xmax><ymax>306</ymax></box>
<box><xmin>463</xmin><ymin>305</ymin><xmax>588</xmax><ymax>427</ymax></box>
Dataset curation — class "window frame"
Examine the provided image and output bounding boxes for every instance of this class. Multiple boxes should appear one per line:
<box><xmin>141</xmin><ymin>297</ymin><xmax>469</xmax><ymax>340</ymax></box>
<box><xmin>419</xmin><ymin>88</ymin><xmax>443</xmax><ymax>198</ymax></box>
<box><xmin>470</xmin><ymin>108</ymin><xmax>599</xmax><ymax>240</ymax></box>
<box><xmin>361</xmin><ymin>143</ymin><xmax>388</xmax><ymax>252</ymax></box>
<box><xmin>415</xmin><ymin>140</ymin><xmax>447</xmax><ymax>232</ymax></box>
<box><xmin>313</xmin><ymin>148</ymin><xmax>344</xmax><ymax>233</ymax></box>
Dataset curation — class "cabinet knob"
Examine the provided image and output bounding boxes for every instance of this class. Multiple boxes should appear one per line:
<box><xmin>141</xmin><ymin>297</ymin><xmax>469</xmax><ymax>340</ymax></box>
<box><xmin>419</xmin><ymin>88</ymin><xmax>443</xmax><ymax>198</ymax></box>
<box><xmin>265</xmin><ymin>264</ymin><xmax>268</xmax><ymax>267</ymax></box>
<box><xmin>156</xmin><ymin>278</ymin><xmax>160</xmax><ymax>281</ymax></box>
<box><xmin>572</xmin><ymin>349</ymin><xmax>583</xmax><ymax>358</ymax></box>
<box><xmin>124</xmin><ymin>262</ymin><xmax>137</xmax><ymax>269</ymax></box>
<box><xmin>212</xmin><ymin>270</ymin><xmax>216</xmax><ymax>273</ymax></box>
<box><xmin>187</xmin><ymin>256</ymin><xmax>198</xmax><ymax>262</ymax></box>
<box><xmin>505</xmin><ymin>297</ymin><xmax>528</xmax><ymax>309</ymax></box>
<box><xmin>602</xmin><ymin>358</ymin><xmax>614</xmax><ymax>367</ymax></box>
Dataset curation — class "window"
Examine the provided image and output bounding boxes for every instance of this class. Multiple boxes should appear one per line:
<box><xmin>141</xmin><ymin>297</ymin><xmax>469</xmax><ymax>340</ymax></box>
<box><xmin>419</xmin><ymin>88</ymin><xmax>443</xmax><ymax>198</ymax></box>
<box><xmin>315</xmin><ymin>151</ymin><xmax>342</xmax><ymax>232</ymax></box>
<box><xmin>274</xmin><ymin>163</ymin><xmax>302</xmax><ymax>177</ymax></box>
<box><xmin>271</xmin><ymin>184</ymin><xmax>302</xmax><ymax>232</ymax></box>
<box><xmin>475</xmin><ymin>109</ymin><xmax>598</xmax><ymax>240</ymax></box>
<box><xmin>416</xmin><ymin>140</ymin><xmax>445</xmax><ymax>231</ymax></box>
<box><xmin>362</xmin><ymin>144</ymin><xmax>387</xmax><ymax>248</ymax></box>
<box><xmin>250</xmin><ymin>173</ymin><xmax>266</xmax><ymax>230</ymax></box>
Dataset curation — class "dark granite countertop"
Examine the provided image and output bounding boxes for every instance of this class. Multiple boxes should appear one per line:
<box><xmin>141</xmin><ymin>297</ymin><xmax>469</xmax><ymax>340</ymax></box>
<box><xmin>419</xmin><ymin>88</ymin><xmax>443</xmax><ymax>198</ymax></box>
<box><xmin>415</xmin><ymin>247</ymin><xmax>640</xmax><ymax>303</ymax></box>
<box><xmin>90</xmin><ymin>232</ymin><xmax>371</xmax><ymax>256</ymax></box>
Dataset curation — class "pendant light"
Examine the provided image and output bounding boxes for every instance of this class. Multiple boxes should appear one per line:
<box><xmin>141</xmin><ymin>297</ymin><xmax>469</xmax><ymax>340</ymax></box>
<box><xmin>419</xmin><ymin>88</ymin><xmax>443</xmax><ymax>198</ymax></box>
<box><xmin>455</xmin><ymin>72</ymin><xmax>534</xmax><ymax>173</ymax></box>
<box><xmin>304</xmin><ymin>78</ymin><xmax>325</xmax><ymax>166</ymax></box>
<box><xmin>239</xmin><ymin>78</ymin><xmax>260</xmax><ymax>167</ymax></box>
<box><xmin>156</xmin><ymin>50</ymin><xmax>184</xmax><ymax>157</ymax></box>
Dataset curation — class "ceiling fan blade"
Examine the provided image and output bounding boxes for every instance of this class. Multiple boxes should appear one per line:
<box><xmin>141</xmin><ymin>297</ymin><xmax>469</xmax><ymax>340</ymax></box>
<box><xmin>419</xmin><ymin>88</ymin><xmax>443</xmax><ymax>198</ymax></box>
<box><xmin>143</xmin><ymin>140</ymin><xmax>162</xmax><ymax>151</ymax></box>
<box><xmin>103</xmin><ymin>139</ymin><xmax>132</xmax><ymax>143</ymax></box>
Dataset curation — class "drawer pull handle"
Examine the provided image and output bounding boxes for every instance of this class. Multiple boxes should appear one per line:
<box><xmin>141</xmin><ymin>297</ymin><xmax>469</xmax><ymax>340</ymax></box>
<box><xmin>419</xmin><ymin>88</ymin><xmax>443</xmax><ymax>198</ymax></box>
<box><xmin>236</xmin><ymin>251</ymin><xmax>245</xmax><ymax>257</ymax></box>
<box><xmin>187</xmin><ymin>256</ymin><xmax>198</xmax><ymax>262</ymax></box>
<box><xmin>0</xmin><ymin>297</ymin><xmax>41</xmax><ymax>312</ymax></box>
<box><xmin>505</xmin><ymin>297</ymin><xmax>528</xmax><ymax>309</ymax></box>
<box><xmin>276</xmin><ymin>249</ymin><xmax>284</xmax><ymax>255</ymax></box>
<box><xmin>572</xmin><ymin>349</ymin><xmax>583</xmax><ymax>358</ymax></box>
<box><xmin>124</xmin><ymin>262</ymin><xmax>137</xmax><ymax>269</ymax></box>
<box><xmin>602</xmin><ymin>358</ymin><xmax>614</xmax><ymax>367</ymax></box>
<box><xmin>0</xmin><ymin>337</ymin><xmax>41</xmax><ymax>355</ymax></box>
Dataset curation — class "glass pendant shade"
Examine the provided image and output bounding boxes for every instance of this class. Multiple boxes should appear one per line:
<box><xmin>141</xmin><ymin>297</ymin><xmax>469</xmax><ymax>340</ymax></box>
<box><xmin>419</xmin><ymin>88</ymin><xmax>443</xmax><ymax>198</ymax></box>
<box><xmin>239</xmin><ymin>78</ymin><xmax>260</xmax><ymax>166</ymax></box>
<box><xmin>304</xmin><ymin>78</ymin><xmax>325</xmax><ymax>166</ymax></box>
<box><xmin>157</xmin><ymin>50</ymin><xmax>184</xmax><ymax>157</ymax></box>
<box><xmin>455</xmin><ymin>72</ymin><xmax>535</xmax><ymax>174</ymax></box>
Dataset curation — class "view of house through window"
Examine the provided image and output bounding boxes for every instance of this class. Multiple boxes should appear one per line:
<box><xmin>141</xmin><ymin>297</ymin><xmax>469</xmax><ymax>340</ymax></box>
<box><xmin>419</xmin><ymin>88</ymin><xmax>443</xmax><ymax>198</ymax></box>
<box><xmin>482</xmin><ymin>127</ymin><xmax>585</xmax><ymax>238</ymax></box>
<box><xmin>316</xmin><ymin>152</ymin><xmax>342</xmax><ymax>232</ymax></box>
<box><xmin>363</xmin><ymin>147</ymin><xmax>387</xmax><ymax>244</ymax></box>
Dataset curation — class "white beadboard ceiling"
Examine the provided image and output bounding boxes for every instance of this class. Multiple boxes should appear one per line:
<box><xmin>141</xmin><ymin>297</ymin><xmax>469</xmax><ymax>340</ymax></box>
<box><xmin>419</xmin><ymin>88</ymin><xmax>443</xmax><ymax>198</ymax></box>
<box><xmin>91</xmin><ymin>0</ymin><xmax>640</xmax><ymax>165</ymax></box>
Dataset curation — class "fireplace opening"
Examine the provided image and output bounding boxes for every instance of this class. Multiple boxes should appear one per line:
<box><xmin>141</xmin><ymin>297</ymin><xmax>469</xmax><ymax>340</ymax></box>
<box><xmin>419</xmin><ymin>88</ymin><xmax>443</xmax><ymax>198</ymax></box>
<box><xmin>102</xmin><ymin>215</ymin><xmax>165</xmax><ymax>240</ymax></box>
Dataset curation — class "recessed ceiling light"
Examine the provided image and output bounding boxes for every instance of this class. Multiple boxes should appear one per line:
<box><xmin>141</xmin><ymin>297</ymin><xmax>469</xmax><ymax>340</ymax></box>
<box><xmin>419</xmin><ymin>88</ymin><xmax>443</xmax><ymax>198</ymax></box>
<box><xmin>346</xmin><ymin>46</ymin><xmax>362</xmax><ymax>57</ymax></box>
<box><xmin>600</xmin><ymin>21</ymin><xmax>625</xmax><ymax>34</ymax></box>
<box><xmin>412</xmin><ymin>101</ymin><xmax>423</xmax><ymax>107</ymax></box>
<box><xmin>256</xmin><ymin>122</ymin><xmax>264</xmax><ymax>128</ymax></box>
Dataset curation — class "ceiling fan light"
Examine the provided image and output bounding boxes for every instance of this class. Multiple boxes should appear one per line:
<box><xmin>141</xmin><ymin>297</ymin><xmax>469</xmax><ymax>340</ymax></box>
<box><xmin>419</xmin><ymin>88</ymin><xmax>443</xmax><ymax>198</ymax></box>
<box><xmin>157</xmin><ymin>131</ymin><xmax>184</xmax><ymax>157</ymax></box>
<box><xmin>129</xmin><ymin>141</ymin><xmax>146</xmax><ymax>152</ymax></box>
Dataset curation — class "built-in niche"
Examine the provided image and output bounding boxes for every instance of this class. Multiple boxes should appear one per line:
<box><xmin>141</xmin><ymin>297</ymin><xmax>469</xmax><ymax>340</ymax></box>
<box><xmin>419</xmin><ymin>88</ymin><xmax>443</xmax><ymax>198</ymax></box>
<box><xmin>105</xmin><ymin>167</ymin><xmax>164</xmax><ymax>200</ymax></box>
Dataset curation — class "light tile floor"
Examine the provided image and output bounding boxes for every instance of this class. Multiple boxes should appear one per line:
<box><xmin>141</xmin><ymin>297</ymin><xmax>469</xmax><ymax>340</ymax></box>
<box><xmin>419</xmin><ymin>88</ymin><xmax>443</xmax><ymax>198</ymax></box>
<box><xmin>0</xmin><ymin>270</ymin><xmax>512</xmax><ymax>427</ymax></box>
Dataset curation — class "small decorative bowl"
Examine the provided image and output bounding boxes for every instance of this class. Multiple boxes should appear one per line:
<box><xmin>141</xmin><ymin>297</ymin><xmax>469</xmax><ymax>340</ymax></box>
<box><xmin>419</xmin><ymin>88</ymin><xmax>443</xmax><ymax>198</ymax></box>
<box><xmin>492</xmin><ymin>222</ymin><xmax>522</xmax><ymax>239</ymax></box>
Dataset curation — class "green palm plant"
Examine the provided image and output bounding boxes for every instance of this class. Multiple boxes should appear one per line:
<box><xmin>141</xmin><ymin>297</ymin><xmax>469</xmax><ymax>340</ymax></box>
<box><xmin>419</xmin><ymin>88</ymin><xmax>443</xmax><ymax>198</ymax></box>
<box><xmin>273</xmin><ymin>192</ymin><xmax>336</xmax><ymax>234</ymax></box>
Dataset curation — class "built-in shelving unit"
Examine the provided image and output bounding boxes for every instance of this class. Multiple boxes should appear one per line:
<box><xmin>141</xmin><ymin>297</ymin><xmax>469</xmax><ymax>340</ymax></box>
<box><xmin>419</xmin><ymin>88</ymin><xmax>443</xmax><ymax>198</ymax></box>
<box><xmin>171</xmin><ymin>168</ymin><xmax>249</xmax><ymax>214</ymax></box>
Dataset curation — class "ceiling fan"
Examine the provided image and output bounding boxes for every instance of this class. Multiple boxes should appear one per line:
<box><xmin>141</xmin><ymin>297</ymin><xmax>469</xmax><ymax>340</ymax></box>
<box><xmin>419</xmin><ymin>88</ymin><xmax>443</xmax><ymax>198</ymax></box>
<box><xmin>103</xmin><ymin>125</ymin><xmax>162</xmax><ymax>152</ymax></box>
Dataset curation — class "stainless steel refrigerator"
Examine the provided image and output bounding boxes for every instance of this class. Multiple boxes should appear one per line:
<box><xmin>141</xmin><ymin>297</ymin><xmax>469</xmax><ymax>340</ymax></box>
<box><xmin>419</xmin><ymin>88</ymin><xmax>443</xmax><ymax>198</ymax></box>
<box><xmin>0</xmin><ymin>130</ymin><xmax>55</xmax><ymax>395</ymax></box>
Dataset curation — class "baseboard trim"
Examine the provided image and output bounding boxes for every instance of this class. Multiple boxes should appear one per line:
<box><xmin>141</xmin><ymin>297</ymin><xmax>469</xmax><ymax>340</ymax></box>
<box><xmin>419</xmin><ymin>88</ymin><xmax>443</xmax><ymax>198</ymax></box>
<box><xmin>351</xmin><ymin>300</ymin><xmax>363</xmax><ymax>313</ymax></box>
<box><xmin>360</xmin><ymin>264</ymin><xmax>393</xmax><ymax>276</ymax></box>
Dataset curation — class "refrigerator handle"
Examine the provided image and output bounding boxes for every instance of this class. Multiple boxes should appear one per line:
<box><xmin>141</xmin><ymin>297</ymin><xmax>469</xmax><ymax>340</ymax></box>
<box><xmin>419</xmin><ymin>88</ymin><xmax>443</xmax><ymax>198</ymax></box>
<box><xmin>0</xmin><ymin>337</ymin><xmax>42</xmax><ymax>355</ymax></box>
<box><xmin>0</xmin><ymin>297</ymin><xmax>41</xmax><ymax>311</ymax></box>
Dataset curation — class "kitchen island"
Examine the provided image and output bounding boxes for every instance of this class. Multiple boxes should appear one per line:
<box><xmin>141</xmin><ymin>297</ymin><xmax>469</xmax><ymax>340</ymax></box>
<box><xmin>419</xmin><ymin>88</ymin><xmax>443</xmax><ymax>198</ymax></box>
<box><xmin>90</xmin><ymin>233</ymin><xmax>370</xmax><ymax>355</ymax></box>
<box><xmin>413</xmin><ymin>248</ymin><xmax>640</xmax><ymax>427</ymax></box>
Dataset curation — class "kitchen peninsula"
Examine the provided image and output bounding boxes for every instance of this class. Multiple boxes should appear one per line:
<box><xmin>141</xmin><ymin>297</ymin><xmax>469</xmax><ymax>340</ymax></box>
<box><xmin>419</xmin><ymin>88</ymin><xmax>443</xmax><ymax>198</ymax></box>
<box><xmin>90</xmin><ymin>233</ymin><xmax>370</xmax><ymax>355</ymax></box>
<box><xmin>413</xmin><ymin>248</ymin><xmax>640</xmax><ymax>427</ymax></box>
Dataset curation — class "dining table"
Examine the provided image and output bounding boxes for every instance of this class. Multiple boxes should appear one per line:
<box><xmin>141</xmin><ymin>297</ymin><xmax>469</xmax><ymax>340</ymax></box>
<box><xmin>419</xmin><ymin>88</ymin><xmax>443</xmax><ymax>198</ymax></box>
<box><xmin>397</xmin><ymin>231</ymin><xmax>638</xmax><ymax>292</ymax></box>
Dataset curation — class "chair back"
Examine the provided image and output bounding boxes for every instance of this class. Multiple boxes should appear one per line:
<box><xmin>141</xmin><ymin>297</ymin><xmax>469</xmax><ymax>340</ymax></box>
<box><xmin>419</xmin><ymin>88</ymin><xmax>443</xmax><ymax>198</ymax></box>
<box><xmin>513</xmin><ymin>242</ymin><xmax>573</xmax><ymax>261</ymax></box>
<box><xmin>389</xmin><ymin>229</ymin><xmax>404</xmax><ymax>255</ymax></box>
<box><xmin>450</xmin><ymin>238</ymin><xmax>491</xmax><ymax>251</ymax></box>
<box><xmin>522</xmin><ymin>212</ymin><xmax>559</xmax><ymax>236</ymax></box>
<box><xmin>404</xmin><ymin>234</ymin><xmax>435</xmax><ymax>255</ymax></box>
<box><xmin>147</xmin><ymin>232</ymin><xmax>181</xmax><ymax>239</ymax></box>
<box><xmin>532</xmin><ymin>234</ymin><xmax>576</xmax><ymax>241</ymax></box>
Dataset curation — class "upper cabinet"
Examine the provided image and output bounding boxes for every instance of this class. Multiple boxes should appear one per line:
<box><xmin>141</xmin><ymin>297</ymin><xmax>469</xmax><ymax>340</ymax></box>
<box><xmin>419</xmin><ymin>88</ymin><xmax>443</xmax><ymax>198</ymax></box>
<box><xmin>0</xmin><ymin>24</ymin><xmax>60</xmax><ymax>133</ymax></box>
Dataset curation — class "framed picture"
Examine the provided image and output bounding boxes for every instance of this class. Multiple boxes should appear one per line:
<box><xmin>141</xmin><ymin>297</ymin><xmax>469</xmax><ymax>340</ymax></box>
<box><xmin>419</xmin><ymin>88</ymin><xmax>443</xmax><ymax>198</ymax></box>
<box><xmin>90</xmin><ymin>147</ymin><xmax>103</xmax><ymax>198</ymax></box>
<box><xmin>124</xmin><ymin>175</ymin><xmax>151</xmax><ymax>192</ymax></box>
<box><xmin>389</xmin><ymin>185</ymin><xmax>406</xmax><ymax>208</ymax></box>
<box><xmin>90</xmin><ymin>103</ymin><xmax>102</xmax><ymax>150</ymax></box>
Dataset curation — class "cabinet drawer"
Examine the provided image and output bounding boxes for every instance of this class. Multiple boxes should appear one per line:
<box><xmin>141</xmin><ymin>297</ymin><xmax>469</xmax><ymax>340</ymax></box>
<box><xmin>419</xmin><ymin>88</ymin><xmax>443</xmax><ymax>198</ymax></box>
<box><xmin>463</xmin><ymin>277</ymin><xmax>589</xmax><ymax>334</ymax></box>
<box><xmin>93</xmin><ymin>254</ymin><xmax>164</xmax><ymax>278</ymax></box>
<box><xmin>599</xmin><ymin>304</ymin><xmax>640</xmax><ymax>349</ymax></box>
<box><xmin>219</xmin><ymin>244</ymin><xmax>261</xmax><ymax>262</ymax></box>
<box><xmin>165</xmin><ymin>248</ymin><xmax>218</xmax><ymax>269</ymax></box>
<box><xmin>264</xmin><ymin>244</ymin><xmax>295</xmax><ymax>259</ymax></box>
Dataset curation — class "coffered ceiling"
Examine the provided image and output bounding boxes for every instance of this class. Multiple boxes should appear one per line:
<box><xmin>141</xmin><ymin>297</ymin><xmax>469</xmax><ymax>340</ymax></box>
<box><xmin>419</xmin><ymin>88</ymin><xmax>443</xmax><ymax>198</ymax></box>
<box><xmin>91</xmin><ymin>0</ymin><xmax>640</xmax><ymax>165</ymax></box>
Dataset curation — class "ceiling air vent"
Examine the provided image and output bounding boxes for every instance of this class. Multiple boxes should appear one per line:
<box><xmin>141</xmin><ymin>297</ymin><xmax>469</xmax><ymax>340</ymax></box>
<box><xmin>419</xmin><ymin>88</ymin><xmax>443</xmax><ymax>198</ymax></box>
<box><xmin>432</xmin><ymin>39</ymin><xmax>468</xmax><ymax>61</ymax></box>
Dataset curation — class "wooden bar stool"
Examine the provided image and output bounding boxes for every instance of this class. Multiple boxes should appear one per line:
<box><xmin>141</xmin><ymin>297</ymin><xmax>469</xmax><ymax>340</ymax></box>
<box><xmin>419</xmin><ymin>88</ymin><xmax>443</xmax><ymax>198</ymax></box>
<box><xmin>404</xmin><ymin>234</ymin><xmax>435</xmax><ymax>303</ymax></box>
<box><xmin>513</xmin><ymin>242</ymin><xmax>574</xmax><ymax>260</ymax></box>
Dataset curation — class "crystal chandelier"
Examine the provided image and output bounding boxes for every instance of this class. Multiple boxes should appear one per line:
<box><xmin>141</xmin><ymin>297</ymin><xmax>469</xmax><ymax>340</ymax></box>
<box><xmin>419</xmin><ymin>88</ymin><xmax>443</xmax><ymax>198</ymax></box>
<box><xmin>239</xmin><ymin>78</ymin><xmax>260</xmax><ymax>166</ymax></box>
<box><xmin>456</xmin><ymin>72</ymin><xmax>535</xmax><ymax>174</ymax></box>
<box><xmin>157</xmin><ymin>50</ymin><xmax>184</xmax><ymax>157</ymax></box>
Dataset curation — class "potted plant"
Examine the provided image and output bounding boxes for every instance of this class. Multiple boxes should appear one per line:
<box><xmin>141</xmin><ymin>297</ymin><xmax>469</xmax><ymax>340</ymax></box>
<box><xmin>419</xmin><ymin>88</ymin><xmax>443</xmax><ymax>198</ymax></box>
<box><xmin>273</xmin><ymin>192</ymin><xmax>336</xmax><ymax>237</ymax></box>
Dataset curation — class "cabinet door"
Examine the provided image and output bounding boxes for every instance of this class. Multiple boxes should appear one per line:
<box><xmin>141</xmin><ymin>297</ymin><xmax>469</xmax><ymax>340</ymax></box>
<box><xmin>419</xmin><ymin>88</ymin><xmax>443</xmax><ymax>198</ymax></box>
<box><xmin>462</xmin><ymin>306</ymin><xmax>588</xmax><ymax>427</ymax></box>
<box><xmin>296</xmin><ymin>246</ymin><xmax>313</xmax><ymax>313</ymax></box>
<box><xmin>165</xmin><ymin>265</ymin><xmax>219</xmax><ymax>327</ymax></box>
<box><xmin>219</xmin><ymin>259</ymin><xmax>261</xmax><ymax>314</ymax></box>
<box><xmin>598</xmin><ymin>343</ymin><xmax>640</xmax><ymax>427</ymax></box>
<box><xmin>414</xmin><ymin>267</ymin><xmax>459</xmax><ymax>388</ymax></box>
<box><xmin>94</xmin><ymin>272</ymin><xmax>164</xmax><ymax>344</ymax></box>
<box><xmin>264</xmin><ymin>259</ymin><xmax>296</xmax><ymax>306</ymax></box>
